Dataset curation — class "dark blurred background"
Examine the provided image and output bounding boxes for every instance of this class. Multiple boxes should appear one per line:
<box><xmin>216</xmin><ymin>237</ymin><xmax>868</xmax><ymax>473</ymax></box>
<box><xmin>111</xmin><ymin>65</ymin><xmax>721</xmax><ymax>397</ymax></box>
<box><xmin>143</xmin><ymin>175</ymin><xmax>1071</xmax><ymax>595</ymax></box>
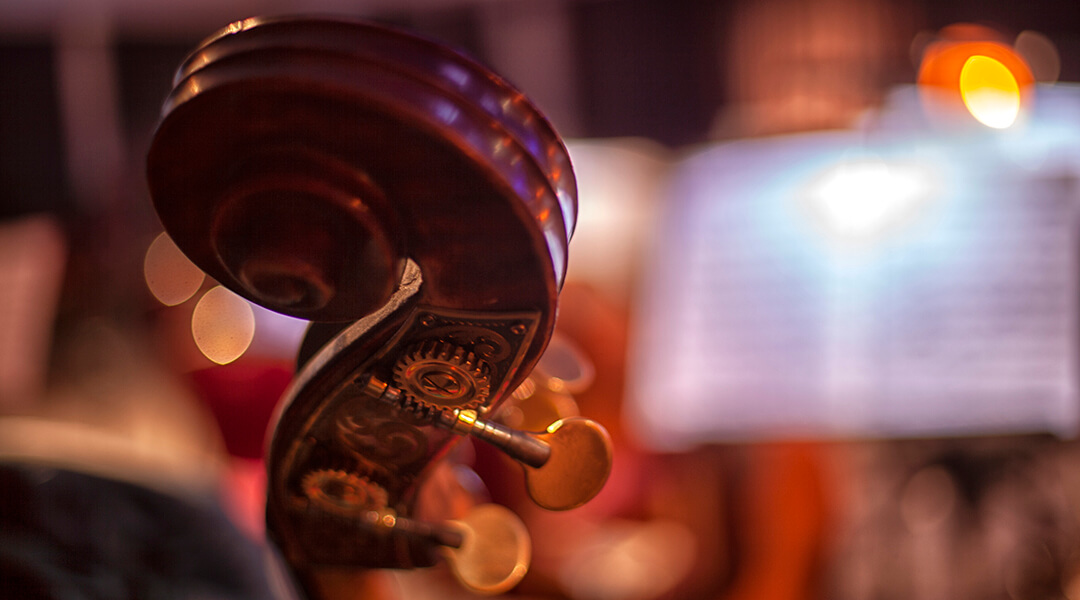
<box><xmin>3</xmin><ymin>0</ymin><xmax>1078</xmax><ymax>216</ymax></box>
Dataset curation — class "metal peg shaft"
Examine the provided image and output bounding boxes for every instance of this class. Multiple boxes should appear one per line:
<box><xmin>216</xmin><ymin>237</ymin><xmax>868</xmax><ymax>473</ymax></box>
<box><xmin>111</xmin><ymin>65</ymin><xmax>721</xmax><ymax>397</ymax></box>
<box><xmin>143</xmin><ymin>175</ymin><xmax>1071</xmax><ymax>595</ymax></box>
<box><xmin>444</xmin><ymin>410</ymin><xmax>613</xmax><ymax>511</ymax></box>
<box><xmin>441</xmin><ymin>409</ymin><xmax>551</xmax><ymax>468</ymax></box>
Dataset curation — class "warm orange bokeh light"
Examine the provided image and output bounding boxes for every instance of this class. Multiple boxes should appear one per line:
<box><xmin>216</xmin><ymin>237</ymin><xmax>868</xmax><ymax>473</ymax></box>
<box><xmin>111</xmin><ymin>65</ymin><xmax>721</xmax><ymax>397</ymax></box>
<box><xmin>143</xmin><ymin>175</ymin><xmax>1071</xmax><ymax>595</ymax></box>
<box><xmin>917</xmin><ymin>33</ymin><xmax>1034</xmax><ymax>128</ymax></box>
<box><xmin>959</xmin><ymin>55</ymin><xmax>1021</xmax><ymax>128</ymax></box>
<box><xmin>191</xmin><ymin>285</ymin><xmax>255</xmax><ymax>365</ymax></box>
<box><xmin>144</xmin><ymin>232</ymin><xmax>205</xmax><ymax>306</ymax></box>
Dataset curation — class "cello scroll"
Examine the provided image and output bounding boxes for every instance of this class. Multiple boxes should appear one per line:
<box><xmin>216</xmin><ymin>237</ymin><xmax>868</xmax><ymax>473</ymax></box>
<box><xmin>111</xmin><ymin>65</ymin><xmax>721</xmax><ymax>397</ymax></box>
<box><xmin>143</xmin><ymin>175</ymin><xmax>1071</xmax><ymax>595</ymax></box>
<box><xmin>146</xmin><ymin>16</ymin><xmax>612</xmax><ymax>596</ymax></box>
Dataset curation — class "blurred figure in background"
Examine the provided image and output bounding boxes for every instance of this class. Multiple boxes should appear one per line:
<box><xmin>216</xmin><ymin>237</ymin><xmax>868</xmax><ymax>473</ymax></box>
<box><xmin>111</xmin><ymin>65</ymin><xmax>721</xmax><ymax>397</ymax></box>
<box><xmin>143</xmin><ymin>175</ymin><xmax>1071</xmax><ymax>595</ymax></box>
<box><xmin>0</xmin><ymin>211</ymin><xmax>299</xmax><ymax>599</ymax></box>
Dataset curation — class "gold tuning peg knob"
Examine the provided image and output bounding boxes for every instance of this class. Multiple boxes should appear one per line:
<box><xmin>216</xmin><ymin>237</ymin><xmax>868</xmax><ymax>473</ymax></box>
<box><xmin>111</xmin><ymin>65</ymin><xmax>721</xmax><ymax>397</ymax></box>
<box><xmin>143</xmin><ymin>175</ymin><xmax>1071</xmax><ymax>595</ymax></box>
<box><xmin>443</xmin><ymin>504</ymin><xmax>531</xmax><ymax>595</ymax></box>
<box><xmin>523</xmin><ymin>418</ymin><xmax>612</xmax><ymax>511</ymax></box>
<box><xmin>443</xmin><ymin>410</ymin><xmax>613</xmax><ymax>511</ymax></box>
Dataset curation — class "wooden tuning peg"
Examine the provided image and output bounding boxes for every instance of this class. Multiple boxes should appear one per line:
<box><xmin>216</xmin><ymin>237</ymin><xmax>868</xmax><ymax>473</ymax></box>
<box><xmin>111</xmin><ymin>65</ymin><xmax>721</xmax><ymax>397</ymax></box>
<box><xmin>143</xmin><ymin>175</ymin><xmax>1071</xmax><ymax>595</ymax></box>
<box><xmin>442</xmin><ymin>504</ymin><xmax>531</xmax><ymax>595</ymax></box>
<box><xmin>441</xmin><ymin>410</ymin><xmax>613</xmax><ymax>511</ymax></box>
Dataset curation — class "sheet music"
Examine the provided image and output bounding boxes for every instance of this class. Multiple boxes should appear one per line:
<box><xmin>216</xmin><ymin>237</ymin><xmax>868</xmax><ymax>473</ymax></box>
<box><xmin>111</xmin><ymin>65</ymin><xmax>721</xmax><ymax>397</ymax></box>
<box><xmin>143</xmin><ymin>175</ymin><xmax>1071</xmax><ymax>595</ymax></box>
<box><xmin>628</xmin><ymin>132</ymin><xmax>1080</xmax><ymax>448</ymax></box>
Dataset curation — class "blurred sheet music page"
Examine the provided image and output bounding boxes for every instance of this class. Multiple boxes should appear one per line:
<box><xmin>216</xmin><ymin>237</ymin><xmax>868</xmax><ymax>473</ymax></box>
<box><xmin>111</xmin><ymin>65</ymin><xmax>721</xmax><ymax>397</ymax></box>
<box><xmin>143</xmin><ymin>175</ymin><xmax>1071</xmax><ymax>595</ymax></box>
<box><xmin>628</xmin><ymin>90</ymin><xmax>1080</xmax><ymax>448</ymax></box>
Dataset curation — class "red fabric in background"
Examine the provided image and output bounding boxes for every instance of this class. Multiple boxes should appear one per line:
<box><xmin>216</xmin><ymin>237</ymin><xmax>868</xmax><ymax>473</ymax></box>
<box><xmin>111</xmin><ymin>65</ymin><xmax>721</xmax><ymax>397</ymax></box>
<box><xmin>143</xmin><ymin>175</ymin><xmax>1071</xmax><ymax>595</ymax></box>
<box><xmin>187</xmin><ymin>360</ymin><xmax>293</xmax><ymax>459</ymax></box>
